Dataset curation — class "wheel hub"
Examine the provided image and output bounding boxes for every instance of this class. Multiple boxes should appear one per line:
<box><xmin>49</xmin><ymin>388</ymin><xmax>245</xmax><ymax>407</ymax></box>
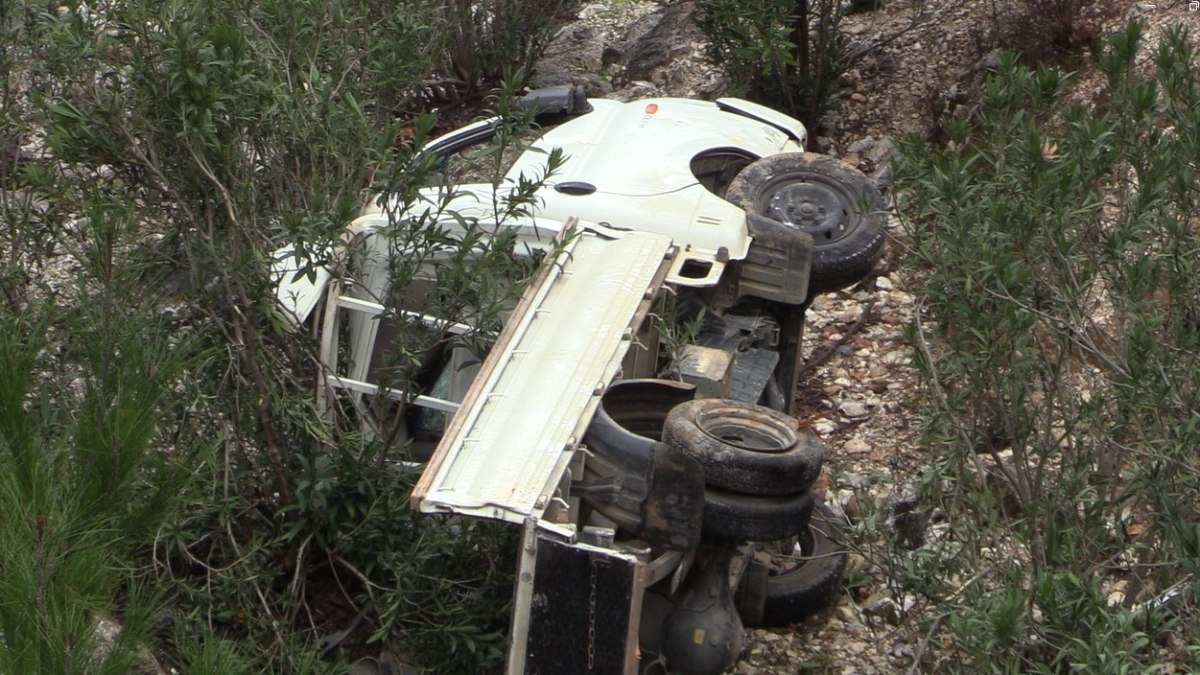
<box><xmin>764</xmin><ymin>181</ymin><xmax>848</xmax><ymax>241</ymax></box>
<box><xmin>696</xmin><ymin>412</ymin><xmax>791</xmax><ymax>453</ymax></box>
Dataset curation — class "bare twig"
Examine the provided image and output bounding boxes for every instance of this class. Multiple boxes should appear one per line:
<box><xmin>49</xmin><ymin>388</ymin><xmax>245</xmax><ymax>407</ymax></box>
<box><xmin>330</xmin><ymin>551</ymin><xmax>383</xmax><ymax>610</ymax></box>
<box><xmin>911</xmin><ymin>299</ymin><xmax>991</xmax><ymax>484</ymax></box>
<box><xmin>799</xmin><ymin>300</ymin><xmax>876</xmax><ymax>379</ymax></box>
<box><xmin>289</xmin><ymin>533</ymin><xmax>314</xmax><ymax>597</ymax></box>
<box><xmin>905</xmin><ymin>612</ymin><xmax>947</xmax><ymax>675</ymax></box>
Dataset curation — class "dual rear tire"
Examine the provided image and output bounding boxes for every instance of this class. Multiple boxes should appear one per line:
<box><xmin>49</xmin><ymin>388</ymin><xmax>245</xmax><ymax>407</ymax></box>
<box><xmin>662</xmin><ymin>398</ymin><xmax>848</xmax><ymax>627</ymax></box>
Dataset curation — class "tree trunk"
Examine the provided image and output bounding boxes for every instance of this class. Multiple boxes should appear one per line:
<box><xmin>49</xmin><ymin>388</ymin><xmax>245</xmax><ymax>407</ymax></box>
<box><xmin>787</xmin><ymin>0</ymin><xmax>810</xmax><ymax>115</ymax></box>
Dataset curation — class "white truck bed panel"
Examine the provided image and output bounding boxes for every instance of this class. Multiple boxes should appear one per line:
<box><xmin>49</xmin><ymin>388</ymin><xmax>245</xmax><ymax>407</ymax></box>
<box><xmin>413</xmin><ymin>229</ymin><xmax>674</xmax><ymax>524</ymax></box>
<box><xmin>271</xmin><ymin>247</ymin><xmax>332</xmax><ymax>325</ymax></box>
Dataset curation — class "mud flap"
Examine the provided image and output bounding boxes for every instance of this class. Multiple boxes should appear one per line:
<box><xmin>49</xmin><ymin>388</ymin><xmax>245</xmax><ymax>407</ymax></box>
<box><xmin>510</xmin><ymin>523</ymin><xmax>645</xmax><ymax>675</ymax></box>
<box><xmin>738</xmin><ymin>213</ymin><xmax>814</xmax><ymax>305</ymax></box>
<box><xmin>640</xmin><ymin>443</ymin><xmax>705</xmax><ymax>551</ymax></box>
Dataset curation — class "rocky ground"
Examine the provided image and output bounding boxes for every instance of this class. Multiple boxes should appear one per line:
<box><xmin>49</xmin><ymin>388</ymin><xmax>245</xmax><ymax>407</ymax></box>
<box><xmin>531</xmin><ymin>1</ymin><xmax>1200</xmax><ymax>672</ymax></box>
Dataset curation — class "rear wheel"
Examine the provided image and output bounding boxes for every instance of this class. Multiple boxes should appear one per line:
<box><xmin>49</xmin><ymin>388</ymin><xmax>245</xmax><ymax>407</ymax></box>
<box><xmin>662</xmin><ymin>398</ymin><xmax>825</xmax><ymax>496</ymax></box>
<box><xmin>701</xmin><ymin>487</ymin><xmax>815</xmax><ymax>542</ymax></box>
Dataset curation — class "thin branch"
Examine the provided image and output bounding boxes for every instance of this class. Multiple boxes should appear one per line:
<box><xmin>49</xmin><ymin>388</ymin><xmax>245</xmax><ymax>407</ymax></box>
<box><xmin>911</xmin><ymin>299</ymin><xmax>991</xmax><ymax>485</ymax></box>
<box><xmin>798</xmin><ymin>300</ymin><xmax>876</xmax><ymax>379</ymax></box>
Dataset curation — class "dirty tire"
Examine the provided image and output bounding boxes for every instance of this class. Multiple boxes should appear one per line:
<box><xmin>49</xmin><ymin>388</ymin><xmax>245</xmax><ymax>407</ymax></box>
<box><xmin>702</xmin><ymin>487</ymin><xmax>815</xmax><ymax>542</ymax></box>
<box><xmin>725</xmin><ymin>152</ymin><xmax>886</xmax><ymax>294</ymax></box>
<box><xmin>662</xmin><ymin>398</ymin><xmax>825</xmax><ymax>496</ymax></box>
<box><xmin>754</xmin><ymin>503</ymin><xmax>848</xmax><ymax>627</ymax></box>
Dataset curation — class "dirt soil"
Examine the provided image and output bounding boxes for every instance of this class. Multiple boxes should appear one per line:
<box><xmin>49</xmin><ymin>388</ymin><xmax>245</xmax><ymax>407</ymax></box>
<box><xmin>535</xmin><ymin>1</ymin><xmax>1200</xmax><ymax>672</ymax></box>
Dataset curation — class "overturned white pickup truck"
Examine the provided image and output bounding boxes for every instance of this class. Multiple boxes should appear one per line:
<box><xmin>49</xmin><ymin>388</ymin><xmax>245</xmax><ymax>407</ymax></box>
<box><xmin>276</xmin><ymin>88</ymin><xmax>885</xmax><ymax>674</ymax></box>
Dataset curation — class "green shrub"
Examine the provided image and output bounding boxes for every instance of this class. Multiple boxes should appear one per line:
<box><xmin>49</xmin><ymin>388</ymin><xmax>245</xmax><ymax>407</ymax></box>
<box><xmin>695</xmin><ymin>0</ymin><xmax>852</xmax><ymax>132</ymax></box>
<box><xmin>0</xmin><ymin>294</ymin><xmax>195</xmax><ymax>672</ymax></box>
<box><xmin>893</xmin><ymin>20</ymin><xmax>1200</xmax><ymax>672</ymax></box>
<box><xmin>2</xmin><ymin>0</ymin><xmax>563</xmax><ymax>671</ymax></box>
<box><xmin>440</xmin><ymin>0</ymin><xmax>568</xmax><ymax>104</ymax></box>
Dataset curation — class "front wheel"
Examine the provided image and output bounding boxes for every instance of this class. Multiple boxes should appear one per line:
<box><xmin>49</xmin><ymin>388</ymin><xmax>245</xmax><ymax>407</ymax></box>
<box><xmin>725</xmin><ymin>152</ymin><xmax>886</xmax><ymax>294</ymax></box>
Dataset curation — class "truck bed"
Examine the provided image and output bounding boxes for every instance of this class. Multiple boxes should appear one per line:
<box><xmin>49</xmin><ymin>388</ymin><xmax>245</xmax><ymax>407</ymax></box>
<box><xmin>411</xmin><ymin>227</ymin><xmax>676</xmax><ymax>526</ymax></box>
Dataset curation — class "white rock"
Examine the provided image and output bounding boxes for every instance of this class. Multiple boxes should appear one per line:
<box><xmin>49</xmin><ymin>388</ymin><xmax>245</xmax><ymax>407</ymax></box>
<box><xmin>839</xmin><ymin>399</ymin><xmax>871</xmax><ymax>418</ymax></box>
<box><xmin>869</xmin><ymin>137</ymin><xmax>896</xmax><ymax>162</ymax></box>
<box><xmin>1106</xmin><ymin>579</ymin><xmax>1128</xmax><ymax>608</ymax></box>
<box><xmin>577</xmin><ymin>3</ymin><xmax>606</xmax><ymax>19</ymax></box>
<box><xmin>862</xmin><ymin>593</ymin><xmax>902</xmax><ymax>625</ymax></box>
<box><xmin>836</xmin><ymin>605</ymin><xmax>858</xmax><ymax>624</ymax></box>
<box><xmin>847</xmin><ymin>136</ymin><xmax>875</xmax><ymax>154</ymax></box>
<box><xmin>814</xmin><ymin>419</ymin><xmax>838</xmax><ymax>435</ymax></box>
<box><xmin>844</xmin><ymin>437</ymin><xmax>873</xmax><ymax>454</ymax></box>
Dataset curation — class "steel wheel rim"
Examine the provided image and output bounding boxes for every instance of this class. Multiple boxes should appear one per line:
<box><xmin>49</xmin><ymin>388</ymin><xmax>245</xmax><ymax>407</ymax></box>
<box><xmin>759</xmin><ymin>174</ymin><xmax>858</xmax><ymax>243</ymax></box>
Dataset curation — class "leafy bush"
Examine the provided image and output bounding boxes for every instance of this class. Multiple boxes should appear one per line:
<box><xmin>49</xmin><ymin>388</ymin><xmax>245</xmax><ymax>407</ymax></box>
<box><xmin>439</xmin><ymin>0</ymin><xmax>570</xmax><ymax>105</ymax></box>
<box><xmin>0</xmin><ymin>283</ymin><xmax>195</xmax><ymax>673</ymax></box>
<box><xmin>2</xmin><ymin>0</ymin><xmax>562</xmax><ymax>671</ymax></box>
<box><xmin>893</xmin><ymin>21</ymin><xmax>1200</xmax><ymax>672</ymax></box>
<box><xmin>695</xmin><ymin>0</ymin><xmax>852</xmax><ymax>132</ymax></box>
